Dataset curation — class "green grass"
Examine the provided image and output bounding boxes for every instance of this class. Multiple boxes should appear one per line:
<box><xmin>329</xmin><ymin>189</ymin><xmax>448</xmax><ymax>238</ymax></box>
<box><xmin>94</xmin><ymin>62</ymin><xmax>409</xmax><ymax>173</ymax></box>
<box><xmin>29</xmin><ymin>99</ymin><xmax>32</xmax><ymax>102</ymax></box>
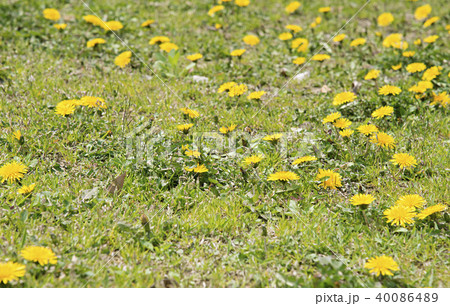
<box><xmin>0</xmin><ymin>0</ymin><xmax>449</xmax><ymax>287</ymax></box>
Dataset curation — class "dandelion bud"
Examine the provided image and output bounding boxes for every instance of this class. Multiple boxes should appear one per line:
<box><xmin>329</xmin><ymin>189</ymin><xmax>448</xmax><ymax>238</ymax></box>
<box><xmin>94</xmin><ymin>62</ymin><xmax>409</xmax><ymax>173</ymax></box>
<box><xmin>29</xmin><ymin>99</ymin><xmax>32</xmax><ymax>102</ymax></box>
<box><xmin>141</xmin><ymin>213</ymin><xmax>151</xmax><ymax>235</ymax></box>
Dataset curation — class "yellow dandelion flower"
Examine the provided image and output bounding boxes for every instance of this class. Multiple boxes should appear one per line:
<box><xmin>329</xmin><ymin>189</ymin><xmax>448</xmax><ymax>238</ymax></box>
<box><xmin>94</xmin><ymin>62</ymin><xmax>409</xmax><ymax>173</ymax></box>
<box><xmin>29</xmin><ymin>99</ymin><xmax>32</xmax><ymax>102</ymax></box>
<box><xmin>0</xmin><ymin>161</ymin><xmax>28</xmax><ymax>184</ymax></box>
<box><xmin>350</xmin><ymin>38</ymin><xmax>366</xmax><ymax>47</ymax></box>
<box><xmin>268</xmin><ymin>171</ymin><xmax>299</xmax><ymax>182</ymax></box>
<box><xmin>316</xmin><ymin>169</ymin><xmax>342</xmax><ymax>190</ymax></box>
<box><xmin>364</xmin><ymin>256</ymin><xmax>399</xmax><ymax>276</ymax></box>
<box><xmin>377</xmin><ymin>13</ymin><xmax>394</xmax><ymax>27</ymax></box>
<box><xmin>114</xmin><ymin>51</ymin><xmax>132</xmax><ymax>68</ymax></box>
<box><xmin>406</xmin><ymin>62</ymin><xmax>427</xmax><ymax>73</ymax></box>
<box><xmin>392</xmin><ymin>40</ymin><xmax>408</xmax><ymax>50</ymax></box>
<box><xmin>243</xmin><ymin>154</ymin><xmax>263</xmax><ymax>166</ymax></box>
<box><xmin>285</xmin><ymin>1</ymin><xmax>301</xmax><ymax>14</ymax></box>
<box><xmin>141</xmin><ymin>19</ymin><xmax>155</xmax><ymax>27</ymax></box>
<box><xmin>333</xmin><ymin>91</ymin><xmax>356</xmax><ymax>106</ymax></box>
<box><xmin>430</xmin><ymin>91</ymin><xmax>449</xmax><ymax>107</ymax></box>
<box><xmin>55</xmin><ymin>101</ymin><xmax>75</xmax><ymax>116</ymax></box>
<box><xmin>423</xmin><ymin>35</ymin><xmax>439</xmax><ymax>43</ymax></box>
<box><xmin>80</xmin><ymin>96</ymin><xmax>107</xmax><ymax>108</ymax></box>
<box><xmin>364</xmin><ymin>69</ymin><xmax>380</xmax><ymax>80</ymax></box>
<box><xmin>185</xmin><ymin>149</ymin><xmax>201</xmax><ymax>158</ymax></box>
<box><xmin>285</xmin><ymin>25</ymin><xmax>302</xmax><ymax>33</ymax></box>
<box><xmin>378</xmin><ymin>85</ymin><xmax>401</xmax><ymax>96</ymax></box>
<box><xmin>21</xmin><ymin>246</ymin><xmax>57</xmax><ymax>266</ymax></box>
<box><xmin>414</xmin><ymin>4</ymin><xmax>432</xmax><ymax>20</ymax></box>
<box><xmin>149</xmin><ymin>36</ymin><xmax>170</xmax><ymax>45</ymax></box>
<box><xmin>357</xmin><ymin>124</ymin><xmax>378</xmax><ymax>136</ymax></box>
<box><xmin>18</xmin><ymin>183</ymin><xmax>36</xmax><ymax>195</ymax></box>
<box><xmin>333</xmin><ymin>118</ymin><xmax>352</xmax><ymax>129</ymax></box>
<box><xmin>230</xmin><ymin>49</ymin><xmax>246</xmax><ymax>57</ymax></box>
<box><xmin>218</xmin><ymin>82</ymin><xmax>237</xmax><ymax>93</ymax></box>
<box><xmin>319</xmin><ymin>7</ymin><xmax>331</xmax><ymax>13</ymax></box>
<box><xmin>235</xmin><ymin>0</ymin><xmax>250</xmax><ymax>7</ymax></box>
<box><xmin>0</xmin><ymin>262</ymin><xmax>26</xmax><ymax>284</ymax></box>
<box><xmin>370</xmin><ymin>132</ymin><xmax>396</xmax><ymax>149</ymax></box>
<box><xmin>371</xmin><ymin>106</ymin><xmax>394</xmax><ymax>119</ymax></box>
<box><xmin>263</xmin><ymin>133</ymin><xmax>282</xmax><ymax>144</ymax></box>
<box><xmin>414</xmin><ymin>39</ymin><xmax>422</xmax><ymax>45</ymax></box>
<box><xmin>402</xmin><ymin>51</ymin><xmax>415</xmax><ymax>57</ymax></box>
<box><xmin>243</xmin><ymin>35</ymin><xmax>260</xmax><ymax>46</ymax></box>
<box><xmin>43</xmin><ymin>8</ymin><xmax>60</xmax><ymax>21</ymax></box>
<box><xmin>53</xmin><ymin>23</ymin><xmax>67</xmax><ymax>30</ymax></box>
<box><xmin>100</xmin><ymin>20</ymin><xmax>123</xmax><ymax>31</ymax></box>
<box><xmin>423</xmin><ymin>16</ymin><xmax>439</xmax><ymax>28</ymax></box>
<box><xmin>311</xmin><ymin>54</ymin><xmax>330</xmax><ymax>61</ymax></box>
<box><xmin>418</xmin><ymin>80</ymin><xmax>433</xmax><ymax>91</ymax></box>
<box><xmin>83</xmin><ymin>15</ymin><xmax>103</xmax><ymax>26</ymax></box>
<box><xmin>180</xmin><ymin>107</ymin><xmax>200</xmax><ymax>119</ymax></box>
<box><xmin>333</xmin><ymin>33</ymin><xmax>346</xmax><ymax>42</ymax></box>
<box><xmin>228</xmin><ymin>84</ymin><xmax>248</xmax><ymax>97</ymax></box>
<box><xmin>417</xmin><ymin>204</ymin><xmax>447</xmax><ymax>219</ymax></box>
<box><xmin>185</xmin><ymin>164</ymin><xmax>208</xmax><ymax>173</ymax></box>
<box><xmin>219</xmin><ymin>124</ymin><xmax>237</xmax><ymax>135</ymax></box>
<box><xmin>247</xmin><ymin>91</ymin><xmax>266</xmax><ymax>100</ymax></box>
<box><xmin>292</xmin><ymin>156</ymin><xmax>317</xmax><ymax>165</ymax></box>
<box><xmin>396</xmin><ymin>194</ymin><xmax>426</xmax><ymax>209</ymax></box>
<box><xmin>208</xmin><ymin>5</ymin><xmax>224</xmax><ymax>16</ymax></box>
<box><xmin>339</xmin><ymin>129</ymin><xmax>354</xmax><ymax>137</ymax></box>
<box><xmin>279</xmin><ymin>32</ymin><xmax>293</xmax><ymax>41</ymax></box>
<box><xmin>408</xmin><ymin>85</ymin><xmax>422</xmax><ymax>94</ymax></box>
<box><xmin>350</xmin><ymin>194</ymin><xmax>375</xmax><ymax>206</ymax></box>
<box><xmin>177</xmin><ymin>123</ymin><xmax>194</xmax><ymax>134</ymax></box>
<box><xmin>87</xmin><ymin>38</ymin><xmax>106</xmax><ymax>48</ymax></box>
<box><xmin>322</xmin><ymin>112</ymin><xmax>341</xmax><ymax>124</ymax></box>
<box><xmin>384</xmin><ymin>205</ymin><xmax>416</xmax><ymax>226</ymax></box>
<box><xmin>391</xmin><ymin>63</ymin><xmax>402</xmax><ymax>71</ymax></box>
<box><xmin>13</xmin><ymin>130</ymin><xmax>22</xmax><ymax>141</ymax></box>
<box><xmin>160</xmin><ymin>42</ymin><xmax>178</xmax><ymax>52</ymax></box>
<box><xmin>186</xmin><ymin>53</ymin><xmax>203</xmax><ymax>62</ymax></box>
<box><xmin>422</xmin><ymin>66</ymin><xmax>441</xmax><ymax>81</ymax></box>
<box><xmin>390</xmin><ymin>153</ymin><xmax>417</xmax><ymax>169</ymax></box>
<box><xmin>293</xmin><ymin>57</ymin><xmax>306</xmax><ymax>65</ymax></box>
<box><xmin>409</xmin><ymin>81</ymin><xmax>433</xmax><ymax>94</ymax></box>
<box><xmin>291</xmin><ymin>38</ymin><xmax>309</xmax><ymax>52</ymax></box>
<box><xmin>60</xmin><ymin>99</ymin><xmax>81</xmax><ymax>107</ymax></box>
<box><xmin>382</xmin><ymin>33</ymin><xmax>402</xmax><ymax>48</ymax></box>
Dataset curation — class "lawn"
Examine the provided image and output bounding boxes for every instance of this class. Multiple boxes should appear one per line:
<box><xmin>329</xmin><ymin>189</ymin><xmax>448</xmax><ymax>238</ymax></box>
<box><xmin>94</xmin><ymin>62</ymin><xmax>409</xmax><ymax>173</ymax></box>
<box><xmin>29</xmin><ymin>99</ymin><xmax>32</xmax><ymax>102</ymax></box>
<box><xmin>0</xmin><ymin>0</ymin><xmax>449</xmax><ymax>288</ymax></box>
